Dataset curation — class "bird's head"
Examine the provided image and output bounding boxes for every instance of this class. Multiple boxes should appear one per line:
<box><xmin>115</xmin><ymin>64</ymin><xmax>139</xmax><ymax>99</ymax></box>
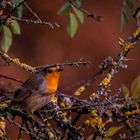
<box><xmin>44</xmin><ymin>66</ymin><xmax>63</xmax><ymax>93</ymax></box>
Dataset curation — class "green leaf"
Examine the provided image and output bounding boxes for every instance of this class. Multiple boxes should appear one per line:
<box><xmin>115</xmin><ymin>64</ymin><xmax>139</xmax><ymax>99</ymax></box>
<box><xmin>121</xmin><ymin>84</ymin><xmax>130</xmax><ymax>99</ymax></box>
<box><xmin>120</xmin><ymin>9</ymin><xmax>129</xmax><ymax>32</ymax></box>
<box><xmin>72</xmin><ymin>7</ymin><xmax>84</xmax><ymax>24</ymax></box>
<box><xmin>11</xmin><ymin>0</ymin><xmax>23</xmax><ymax>18</ymax></box>
<box><xmin>58</xmin><ymin>2</ymin><xmax>71</xmax><ymax>15</ymax></box>
<box><xmin>126</xmin><ymin>0</ymin><xmax>134</xmax><ymax>10</ymax></box>
<box><xmin>17</xmin><ymin>5</ymin><xmax>23</xmax><ymax>18</ymax></box>
<box><xmin>67</xmin><ymin>12</ymin><xmax>78</xmax><ymax>38</ymax></box>
<box><xmin>131</xmin><ymin>76</ymin><xmax>140</xmax><ymax>98</ymax></box>
<box><xmin>105</xmin><ymin>126</ymin><xmax>123</xmax><ymax>138</ymax></box>
<box><xmin>75</xmin><ymin>0</ymin><xmax>81</xmax><ymax>8</ymax></box>
<box><xmin>1</xmin><ymin>25</ymin><xmax>12</xmax><ymax>53</ymax></box>
<box><xmin>10</xmin><ymin>20</ymin><xmax>21</xmax><ymax>34</ymax></box>
<box><xmin>11</xmin><ymin>0</ymin><xmax>19</xmax><ymax>5</ymax></box>
<box><xmin>122</xmin><ymin>9</ymin><xmax>129</xmax><ymax>23</ymax></box>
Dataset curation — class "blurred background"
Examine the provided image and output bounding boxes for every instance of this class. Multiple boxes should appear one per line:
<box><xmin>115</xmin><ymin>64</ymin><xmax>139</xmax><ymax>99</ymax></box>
<box><xmin>0</xmin><ymin>0</ymin><xmax>140</xmax><ymax>139</ymax></box>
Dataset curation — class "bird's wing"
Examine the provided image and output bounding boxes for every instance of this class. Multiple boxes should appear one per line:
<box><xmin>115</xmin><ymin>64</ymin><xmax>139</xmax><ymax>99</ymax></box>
<box><xmin>13</xmin><ymin>73</ymin><xmax>44</xmax><ymax>102</ymax></box>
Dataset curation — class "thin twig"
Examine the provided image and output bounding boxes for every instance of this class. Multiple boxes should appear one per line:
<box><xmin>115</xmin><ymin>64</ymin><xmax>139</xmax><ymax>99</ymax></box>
<box><xmin>17</xmin><ymin>120</ymin><xmax>24</xmax><ymax>140</ymax></box>
<box><xmin>11</xmin><ymin>16</ymin><xmax>60</xmax><ymax>28</ymax></box>
<box><xmin>0</xmin><ymin>74</ymin><xmax>23</xmax><ymax>84</ymax></box>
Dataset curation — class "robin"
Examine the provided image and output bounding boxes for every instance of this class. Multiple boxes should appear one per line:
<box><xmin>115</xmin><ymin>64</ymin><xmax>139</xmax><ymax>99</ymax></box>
<box><xmin>5</xmin><ymin>66</ymin><xmax>62</xmax><ymax>115</ymax></box>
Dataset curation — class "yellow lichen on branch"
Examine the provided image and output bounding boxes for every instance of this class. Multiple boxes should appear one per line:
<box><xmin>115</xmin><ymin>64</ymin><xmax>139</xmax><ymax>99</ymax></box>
<box><xmin>124</xmin><ymin>109</ymin><xmax>140</xmax><ymax>119</ymax></box>
<box><xmin>133</xmin><ymin>27</ymin><xmax>140</xmax><ymax>39</ymax></box>
<box><xmin>118</xmin><ymin>38</ymin><xmax>133</xmax><ymax>54</ymax></box>
<box><xmin>0</xmin><ymin>117</ymin><xmax>6</xmax><ymax>140</ymax></box>
<box><xmin>74</xmin><ymin>86</ymin><xmax>86</xmax><ymax>96</ymax></box>
<box><xmin>82</xmin><ymin>110</ymin><xmax>103</xmax><ymax>131</ymax></box>
<box><xmin>1</xmin><ymin>53</ymin><xmax>36</xmax><ymax>73</ymax></box>
<box><xmin>100</xmin><ymin>74</ymin><xmax>112</xmax><ymax>88</ymax></box>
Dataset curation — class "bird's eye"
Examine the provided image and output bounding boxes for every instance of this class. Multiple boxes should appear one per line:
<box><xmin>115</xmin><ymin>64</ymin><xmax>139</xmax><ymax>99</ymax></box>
<box><xmin>57</xmin><ymin>69</ymin><xmax>63</xmax><ymax>72</ymax></box>
<box><xmin>48</xmin><ymin>69</ymin><xmax>52</xmax><ymax>73</ymax></box>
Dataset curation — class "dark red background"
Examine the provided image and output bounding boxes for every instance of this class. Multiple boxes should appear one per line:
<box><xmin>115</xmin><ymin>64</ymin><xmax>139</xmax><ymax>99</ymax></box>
<box><xmin>0</xmin><ymin>0</ymin><xmax>140</xmax><ymax>139</ymax></box>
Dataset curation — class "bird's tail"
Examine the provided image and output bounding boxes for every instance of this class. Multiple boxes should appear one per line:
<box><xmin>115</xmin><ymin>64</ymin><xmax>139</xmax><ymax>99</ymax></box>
<box><xmin>0</xmin><ymin>92</ymin><xmax>14</xmax><ymax>116</ymax></box>
<box><xmin>0</xmin><ymin>92</ymin><xmax>14</xmax><ymax>102</ymax></box>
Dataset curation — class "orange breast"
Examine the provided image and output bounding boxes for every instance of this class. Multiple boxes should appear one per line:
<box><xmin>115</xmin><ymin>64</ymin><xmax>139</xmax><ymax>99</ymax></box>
<box><xmin>44</xmin><ymin>72</ymin><xmax>60</xmax><ymax>94</ymax></box>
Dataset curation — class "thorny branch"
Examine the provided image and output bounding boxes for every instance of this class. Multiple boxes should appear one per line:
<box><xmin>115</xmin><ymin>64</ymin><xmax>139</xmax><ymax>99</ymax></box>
<box><xmin>0</xmin><ymin>27</ymin><xmax>139</xmax><ymax>139</ymax></box>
